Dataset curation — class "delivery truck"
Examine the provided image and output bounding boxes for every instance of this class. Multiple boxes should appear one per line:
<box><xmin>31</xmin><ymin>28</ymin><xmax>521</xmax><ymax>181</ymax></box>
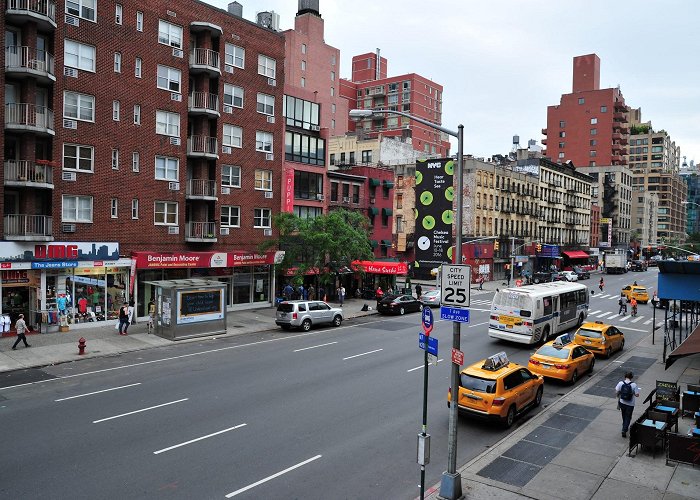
<box><xmin>605</xmin><ymin>254</ymin><xmax>628</xmax><ymax>274</ymax></box>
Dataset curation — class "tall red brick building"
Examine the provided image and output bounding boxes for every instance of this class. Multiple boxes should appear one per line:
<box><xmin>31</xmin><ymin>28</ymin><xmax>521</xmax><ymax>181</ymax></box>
<box><xmin>1</xmin><ymin>0</ymin><xmax>287</xmax><ymax>322</ymax></box>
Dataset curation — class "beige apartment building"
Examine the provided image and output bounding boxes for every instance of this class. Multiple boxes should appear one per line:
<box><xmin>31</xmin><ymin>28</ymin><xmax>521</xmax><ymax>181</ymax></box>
<box><xmin>631</xmin><ymin>191</ymin><xmax>659</xmax><ymax>248</ymax></box>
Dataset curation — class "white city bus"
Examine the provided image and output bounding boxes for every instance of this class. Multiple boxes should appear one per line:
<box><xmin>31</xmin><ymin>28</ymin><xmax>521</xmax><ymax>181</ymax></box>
<box><xmin>488</xmin><ymin>281</ymin><xmax>589</xmax><ymax>345</ymax></box>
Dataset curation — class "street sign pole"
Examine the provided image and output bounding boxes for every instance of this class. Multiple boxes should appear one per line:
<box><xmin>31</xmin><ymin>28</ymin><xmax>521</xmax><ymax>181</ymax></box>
<box><xmin>418</xmin><ymin>306</ymin><xmax>434</xmax><ymax>500</ymax></box>
<box><xmin>419</xmin><ymin>346</ymin><xmax>428</xmax><ymax>499</ymax></box>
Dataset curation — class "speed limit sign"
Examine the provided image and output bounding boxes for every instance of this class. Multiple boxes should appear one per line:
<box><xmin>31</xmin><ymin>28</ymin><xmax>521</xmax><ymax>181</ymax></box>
<box><xmin>440</xmin><ymin>264</ymin><xmax>472</xmax><ymax>307</ymax></box>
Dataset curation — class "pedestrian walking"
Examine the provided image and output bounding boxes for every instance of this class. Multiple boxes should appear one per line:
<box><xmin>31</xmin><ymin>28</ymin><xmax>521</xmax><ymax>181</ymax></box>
<box><xmin>308</xmin><ymin>285</ymin><xmax>315</xmax><ymax>301</ymax></box>
<box><xmin>375</xmin><ymin>286</ymin><xmax>384</xmax><ymax>305</ymax></box>
<box><xmin>506</xmin><ymin>273</ymin><xmax>511</xmax><ymax>286</ymax></box>
<box><xmin>478</xmin><ymin>275</ymin><xmax>484</xmax><ymax>290</ymax></box>
<box><xmin>337</xmin><ymin>285</ymin><xmax>345</xmax><ymax>306</ymax></box>
<box><xmin>118</xmin><ymin>302</ymin><xmax>130</xmax><ymax>335</ymax></box>
<box><xmin>618</xmin><ymin>297</ymin><xmax>627</xmax><ymax>316</ymax></box>
<box><xmin>615</xmin><ymin>371</ymin><xmax>640</xmax><ymax>437</ymax></box>
<box><xmin>415</xmin><ymin>283</ymin><xmax>422</xmax><ymax>299</ymax></box>
<box><xmin>11</xmin><ymin>314</ymin><xmax>31</xmax><ymax>350</ymax></box>
<box><xmin>147</xmin><ymin>299</ymin><xmax>156</xmax><ymax>333</ymax></box>
<box><xmin>283</xmin><ymin>283</ymin><xmax>293</xmax><ymax>301</ymax></box>
<box><xmin>319</xmin><ymin>286</ymin><xmax>325</xmax><ymax>302</ymax></box>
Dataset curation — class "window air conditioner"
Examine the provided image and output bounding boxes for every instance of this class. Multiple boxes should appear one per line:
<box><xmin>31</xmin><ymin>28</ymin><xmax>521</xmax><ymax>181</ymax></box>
<box><xmin>221</xmin><ymin>186</ymin><xmax>231</xmax><ymax>195</ymax></box>
<box><xmin>169</xmin><ymin>136</ymin><xmax>181</xmax><ymax>146</ymax></box>
<box><xmin>225</xmin><ymin>65</ymin><xmax>234</xmax><ymax>74</ymax></box>
<box><xmin>172</xmin><ymin>48</ymin><xmax>183</xmax><ymax>58</ymax></box>
<box><xmin>264</xmin><ymin>191</ymin><xmax>273</xmax><ymax>199</ymax></box>
<box><xmin>222</xmin><ymin>146</ymin><xmax>232</xmax><ymax>154</ymax></box>
<box><xmin>266</xmin><ymin>116</ymin><xmax>275</xmax><ymax>124</ymax></box>
<box><xmin>62</xmin><ymin>223</ymin><xmax>76</xmax><ymax>233</ymax></box>
<box><xmin>310</xmin><ymin>125</ymin><xmax>320</xmax><ymax>131</ymax></box>
<box><xmin>62</xmin><ymin>171</ymin><xmax>77</xmax><ymax>181</ymax></box>
<box><xmin>316</xmin><ymin>194</ymin><xmax>325</xmax><ymax>201</ymax></box>
<box><xmin>267</xmin><ymin>78</ymin><xmax>276</xmax><ymax>86</ymax></box>
<box><xmin>168</xmin><ymin>182</ymin><xmax>180</xmax><ymax>191</ymax></box>
<box><xmin>63</xmin><ymin>119</ymin><xmax>77</xmax><ymax>129</ymax></box>
<box><xmin>65</xmin><ymin>15</ymin><xmax>79</xmax><ymax>26</ymax></box>
<box><xmin>342</xmin><ymin>197</ymin><xmax>351</xmax><ymax>203</ymax></box>
<box><xmin>170</xmin><ymin>93</ymin><xmax>182</xmax><ymax>102</ymax></box>
<box><xmin>263</xmin><ymin>228</ymin><xmax>273</xmax><ymax>236</ymax></box>
<box><xmin>223</xmin><ymin>105</ymin><xmax>233</xmax><ymax>114</ymax></box>
<box><xmin>265</xmin><ymin>153</ymin><xmax>274</xmax><ymax>161</ymax></box>
<box><xmin>168</xmin><ymin>226</ymin><xmax>179</xmax><ymax>234</ymax></box>
<box><xmin>64</xmin><ymin>67</ymin><xmax>78</xmax><ymax>78</ymax></box>
<box><xmin>220</xmin><ymin>227</ymin><xmax>230</xmax><ymax>235</ymax></box>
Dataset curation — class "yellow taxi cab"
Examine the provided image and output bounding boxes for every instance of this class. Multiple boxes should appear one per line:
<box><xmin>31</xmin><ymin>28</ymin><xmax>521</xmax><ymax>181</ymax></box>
<box><xmin>528</xmin><ymin>333</ymin><xmax>595</xmax><ymax>384</ymax></box>
<box><xmin>448</xmin><ymin>352</ymin><xmax>544</xmax><ymax>428</ymax></box>
<box><xmin>621</xmin><ymin>285</ymin><xmax>650</xmax><ymax>304</ymax></box>
<box><xmin>573</xmin><ymin>321</ymin><xmax>625</xmax><ymax>358</ymax></box>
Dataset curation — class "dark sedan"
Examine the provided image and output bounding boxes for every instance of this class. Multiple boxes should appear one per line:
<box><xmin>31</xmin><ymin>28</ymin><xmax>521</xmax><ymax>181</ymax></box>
<box><xmin>573</xmin><ymin>266</ymin><xmax>590</xmax><ymax>280</ymax></box>
<box><xmin>377</xmin><ymin>294</ymin><xmax>424</xmax><ymax>315</ymax></box>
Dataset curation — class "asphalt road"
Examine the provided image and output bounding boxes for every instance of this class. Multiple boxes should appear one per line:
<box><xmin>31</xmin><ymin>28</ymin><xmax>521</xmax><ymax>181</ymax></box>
<box><xmin>0</xmin><ymin>269</ymin><xmax>659</xmax><ymax>499</ymax></box>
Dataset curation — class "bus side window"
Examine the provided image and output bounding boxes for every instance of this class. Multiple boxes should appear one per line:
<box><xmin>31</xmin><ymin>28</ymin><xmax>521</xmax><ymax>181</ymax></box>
<box><xmin>543</xmin><ymin>297</ymin><xmax>552</xmax><ymax>316</ymax></box>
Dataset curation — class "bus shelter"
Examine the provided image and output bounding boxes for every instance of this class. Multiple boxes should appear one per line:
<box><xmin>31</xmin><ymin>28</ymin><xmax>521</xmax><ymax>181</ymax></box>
<box><xmin>147</xmin><ymin>279</ymin><xmax>227</xmax><ymax>340</ymax></box>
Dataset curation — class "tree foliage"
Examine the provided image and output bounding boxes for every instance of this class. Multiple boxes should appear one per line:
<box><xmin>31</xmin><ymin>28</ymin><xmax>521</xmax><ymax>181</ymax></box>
<box><xmin>261</xmin><ymin>209</ymin><xmax>375</xmax><ymax>286</ymax></box>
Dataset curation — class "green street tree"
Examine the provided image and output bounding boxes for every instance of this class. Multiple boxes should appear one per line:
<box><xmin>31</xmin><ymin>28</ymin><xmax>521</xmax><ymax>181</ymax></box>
<box><xmin>261</xmin><ymin>208</ymin><xmax>375</xmax><ymax>289</ymax></box>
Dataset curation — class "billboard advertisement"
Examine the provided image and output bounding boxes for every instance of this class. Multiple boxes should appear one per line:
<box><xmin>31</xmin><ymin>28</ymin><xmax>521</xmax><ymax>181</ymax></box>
<box><xmin>414</xmin><ymin>158</ymin><xmax>454</xmax><ymax>279</ymax></box>
<box><xmin>600</xmin><ymin>218</ymin><xmax>612</xmax><ymax>248</ymax></box>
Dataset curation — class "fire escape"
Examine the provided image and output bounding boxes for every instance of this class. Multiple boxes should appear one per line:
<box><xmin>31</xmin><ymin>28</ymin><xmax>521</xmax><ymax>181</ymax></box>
<box><xmin>602</xmin><ymin>173</ymin><xmax>617</xmax><ymax>246</ymax></box>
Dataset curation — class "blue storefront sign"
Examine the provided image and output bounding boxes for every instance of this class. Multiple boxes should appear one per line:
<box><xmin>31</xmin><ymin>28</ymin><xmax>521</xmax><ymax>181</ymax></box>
<box><xmin>31</xmin><ymin>261</ymin><xmax>79</xmax><ymax>269</ymax></box>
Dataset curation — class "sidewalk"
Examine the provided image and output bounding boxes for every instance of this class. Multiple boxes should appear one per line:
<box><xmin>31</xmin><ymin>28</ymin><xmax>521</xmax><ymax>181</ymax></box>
<box><xmin>425</xmin><ymin>329</ymin><xmax>700</xmax><ymax>500</ymax></box>
<box><xmin>0</xmin><ymin>298</ymin><xmax>378</xmax><ymax>374</ymax></box>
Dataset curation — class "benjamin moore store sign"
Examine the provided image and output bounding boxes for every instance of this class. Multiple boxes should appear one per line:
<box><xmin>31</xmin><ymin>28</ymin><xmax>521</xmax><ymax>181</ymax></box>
<box><xmin>414</xmin><ymin>158</ymin><xmax>455</xmax><ymax>278</ymax></box>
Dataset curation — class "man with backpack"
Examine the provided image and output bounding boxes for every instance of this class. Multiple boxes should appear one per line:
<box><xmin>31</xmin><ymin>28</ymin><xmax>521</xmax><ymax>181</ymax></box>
<box><xmin>615</xmin><ymin>371</ymin><xmax>640</xmax><ymax>437</ymax></box>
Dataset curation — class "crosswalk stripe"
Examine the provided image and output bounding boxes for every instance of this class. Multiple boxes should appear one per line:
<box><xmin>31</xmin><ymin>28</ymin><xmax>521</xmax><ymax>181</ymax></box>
<box><xmin>596</xmin><ymin>312</ymin><xmax>612</xmax><ymax>318</ymax></box>
<box><xmin>619</xmin><ymin>315</ymin><xmax>630</xmax><ymax>322</ymax></box>
<box><xmin>644</xmin><ymin>320</ymin><xmax>652</xmax><ymax>325</ymax></box>
<box><xmin>588</xmin><ymin>310</ymin><xmax>601</xmax><ymax>315</ymax></box>
<box><xmin>597</xmin><ymin>294</ymin><xmax>611</xmax><ymax>299</ymax></box>
<box><xmin>608</xmin><ymin>296</ymin><xmax>620</xmax><ymax>300</ymax></box>
<box><xmin>631</xmin><ymin>316</ymin><xmax>643</xmax><ymax>323</ymax></box>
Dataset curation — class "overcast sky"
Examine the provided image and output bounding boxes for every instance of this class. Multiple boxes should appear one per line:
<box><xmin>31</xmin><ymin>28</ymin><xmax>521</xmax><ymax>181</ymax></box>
<box><xmin>206</xmin><ymin>0</ymin><xmax>700</xmax><ymax>164</ymax></box>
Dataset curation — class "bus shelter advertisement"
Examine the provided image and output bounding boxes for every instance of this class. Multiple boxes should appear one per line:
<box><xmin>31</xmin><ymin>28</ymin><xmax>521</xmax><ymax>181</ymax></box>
<box><xmin>414</xmin><ymin>158</ymin><xmax>454</xmax><ymax>279</ymax></box>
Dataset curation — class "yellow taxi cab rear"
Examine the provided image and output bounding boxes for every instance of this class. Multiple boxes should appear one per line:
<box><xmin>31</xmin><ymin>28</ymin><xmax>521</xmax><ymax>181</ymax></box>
<box><xmin>528</xmin><ymin>333</ymin><xmax>595</xmax><ymax>384</ymax></box>
<box><xmin>573</xmin><ymin>321</ymin><xmax>625</xmax><ymax>358</ymax></box>
<box><xmin>448</xmin><ymin>352</ymin><xmax>543</xmax><ymax>428</ymax></box>
<box><xmin>621</xmin><ymin>285</ymin><xmax>649</xmax><ymax>303</ymax></box>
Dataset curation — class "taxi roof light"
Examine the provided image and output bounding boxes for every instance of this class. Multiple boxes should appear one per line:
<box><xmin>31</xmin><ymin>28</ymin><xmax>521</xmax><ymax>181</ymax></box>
<box><xmin>552</xmin><ymin>333</ymin><xmax>573</xmax><ymax>348</ymax></box>
<box><xmin>482</xmin><ymin>352</ymin><xmax>509</xmax><ymax>371</ymax></box>
<box><xmin>595</xmin><ymin>321</ymin><xmax>603</xmax><ymax>324</ymax></box>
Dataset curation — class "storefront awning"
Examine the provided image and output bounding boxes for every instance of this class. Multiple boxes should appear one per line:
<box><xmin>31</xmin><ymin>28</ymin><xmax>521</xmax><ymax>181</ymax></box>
<box><xmin>382</xmin><ymin>208</ymin><xmax>393</xmax><ymax>216</ymax></box>
<box><xmin>368</xmin><ymin>207</ymin><xmax>379</xmax><ymax>216</ymax></box>
<box><xmin>666</xmin><ymin>324</ymin><xmax>700</xmax><ymax>369</ymax></box>
<box><xmin>381</xmin><ymin>239</ymin><xmax>392</xmax><ymax>247</ymax></box>
<box><xmin>351</xmin><ymin>260</ymin><xmax>408</xmax><ymax>275</ymax></box>
<box><xmin>369</xmin><ymin>240</ymin><xmax>378</xmax><ymax>249</ymax></box>
<box><xmin>563</xmin><ymin>250</ymin><xmax>589</xmax><ymax>259</ymax></box>
<box><xmin>383</xmin><ymin>180</ymin><xmax>394</xmax><ymax>188</ymax></box>
<box><xmin>369</xmin><ymin>178</ymin><xmax>381</xmax><ymax>187</ymax></box>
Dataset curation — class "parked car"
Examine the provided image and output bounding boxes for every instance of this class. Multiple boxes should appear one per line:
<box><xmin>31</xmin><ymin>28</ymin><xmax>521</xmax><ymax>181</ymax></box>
<box><xmin>420</xmin><ymin>289</ymin><xmax>441</xmax><ymax>308</ymax></box>
<box><xmin>572</xmin><ymin>266</ymin><xmax>590</xmax><ymax>280</ymax></box>
<box><xmin>559</xmin><ymin>271</ymin><xmax>579</xmax><ymax>282</ymax></box>
<box><xmin>377</xmin><ymin>294</ymin><xmax>423</xmax><ymax>315</ymax></box>
<box><xmin>630</xmin><ymin>260</ymin><xmax>647</xmax><ymax>271</ymax></box>
<box><xmin>275</xmin><ymin>300</ymin><xmax>344</xmax><ymax>331</ymax></box>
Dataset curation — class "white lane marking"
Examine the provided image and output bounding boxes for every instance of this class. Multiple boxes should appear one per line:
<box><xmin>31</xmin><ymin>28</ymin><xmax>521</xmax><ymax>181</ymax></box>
<box><xmin>55</xmin><ymin>383</ymin><xmax>141</xmax><ymax>402</ymax></box>
<box><xmin>596</xmin><ymin>294</ymin><xmax>611</xmax><ymax>299</ymax></box>
<box><xmin>407</xmin><ymin>359</ymin><xmax>444</xmax><ymax>372</ymax></box>
<box><xmin>616</xmin><ymin>326</ymin><xmax>649</xmax><ymax>333</ymax></box>
<box><xmin>293</xmin><ymin>342</ymin><xmax>338</xmax><ymax>352</ymax></box>
<box><xmin>608</xmin><ymin>296</ymin><xmax>620</xmax><ymax>300</ymax></box>
<box><xmin>225</xmin><ymin>455</ymin><xmax>323</xmax><ymax>498</ymax></box>
<box><xmin>153</xmin><ymin>423</ymin><xmax>247</xmax><ymax>455</ymax></box>
<box><xmin>343</xmin><ymin>349</ymin><xmax>383</xmax><ymax>361</ymax></box>
<box><xmin>631</xmin><ymin>316</ymin><xmax>644</xmax><ymax>323</ymax></box>
<box><xmin>92</xmin><ymin>398</ymin><xmax>188</xmax><ymax>424</ymax></box>
<box><xmin>619</xmin><ymin>315</ymin><xmax>631</xmax><ymax>322</ymax></box>
<box><xmin>468</xmin><ymin>321</ymin><xmax>489</xmax><ymax>329</ymax></box>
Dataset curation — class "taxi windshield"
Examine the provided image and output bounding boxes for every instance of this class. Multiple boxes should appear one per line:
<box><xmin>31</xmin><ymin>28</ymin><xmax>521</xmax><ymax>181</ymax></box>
<box><xmin>536</xmin><ymin>345</ymin><xmax>571</xmax><ymax>359</ymax></box>
<box><xmin>633</xmin><ymin>287</ymin><xmax>647</xmax><ymax>293</ymax></box>
<box><xmin>577</xmin><ymin>328</ymin><xmax>603</xmax><ymax>338</ymax></box>
<box><xmin>460</xmin><ymin>373</ymin><xmax>497</xmax><ymax>393</ymax></box>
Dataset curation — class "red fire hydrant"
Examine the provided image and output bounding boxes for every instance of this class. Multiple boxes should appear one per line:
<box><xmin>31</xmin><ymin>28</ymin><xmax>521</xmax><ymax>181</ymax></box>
<box><xmin>78</xmin><ymin>337</ymin><xmax>86</xmax><ymax>355</ymax></box>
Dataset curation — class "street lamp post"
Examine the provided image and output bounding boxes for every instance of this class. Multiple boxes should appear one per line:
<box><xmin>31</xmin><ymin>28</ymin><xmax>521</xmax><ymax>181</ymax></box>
<box><xmin>349</xmin><ymin>109</ymin><xmax>465</xmax><ymax>499</ymax></box>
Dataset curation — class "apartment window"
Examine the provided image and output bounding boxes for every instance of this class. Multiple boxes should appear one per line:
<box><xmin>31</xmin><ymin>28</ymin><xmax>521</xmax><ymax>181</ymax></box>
<box><xmin>558</xmin><ymin>152</ymin><xmax>565</xmax><ymax>159</ymax></box>
<box><xmin>590</xmin><ymin>117</ymin><xmax>597</xmax><ymax>125</ymax></box>
<box><xmin>590</xmin><ymin>150</ymin><xmax>597</xmax><ymax>157</ymax></box>
<box><xmin>600</xmin><ymin>105</ymin><xmax>607</xmax><ymax>113</ymax></box>
<box><xmin>396</xmin><ymin>215</ymin><xmax>403</xmax><ymax>232</ymax></box>
<box><xmin>397</xmin><ymin>175</ymin><xmax>404</xmax><ymax>188</ymax></box>
<box><xmin>111</xmin><ymin>149</ymin><xmax>119</xmax><ymax>169</ymax></box>
<box><xmin>132</xmin><ymin>151</ymin><xmax>140</xmax><ymax>172</ymax></box>
<box><xmin>293</xmin><ymin>171</ymin><xmax>323</xmax><ymax>200</ymax></box>
<box><xmin>133</xmin><ymin>104</ymin><xmax>141</xmax><ymax>125</ymax></box>
<box><xmin>558</xmin><ymin>142</ymin><xmax>565</xmax><ymax>149</ymax></box>
<box><xmin>114</xmin><ymin>52</ymin><xmax>122</xmax><ymax>72</ymax></box>
<box><xmin>258</xmin><ymin>54</ymin><xmax>276</xmax><ymax>78</ymax></box>
<box><xmin>284</xmin><ymin>95</ymin><xmax>320</xmax><ymax>129</ymax></box>
<box><xmin>225</xmin><ymin>43</ymin><xmax>245</xmax><ymax>69</ymax></box>
<box><xmin>578</xmin><ymin>97</ymin><xmax>585</xmax><ymax>104</ymax></box>
<box><xmin>331</xmin><ymin>71</ymin><xmax>335</xmax><ymax>81</ymax></box>
<box><xmin>256</xmin><ymin>93</ymin><xmax>275</xmax><ymax>115</ymax></box>
<box><xmin>331</xmin><ymin>53</ymin><xmax>336</xmax><ymax>65</ymax></box>
<box><xmin>590</xmin><ymin>128</ymin><xmax>597</xmax><ymax>135</ymax></box>
<box><xmin>330</xmin><ymin>87</ymin><xmax>335</xmax><ymax>97</ymax></box>
<box><xmin>131</xmin><ymin>199</ymin><xmax>139</xmax><ymax>219</ymax></box>
<box><xmin>559</xmin><ymin>131</ymin><xmax>566</xmax><ymax>138</ymax></box>
<box><xmin>330</xmin><ymin>154</ymin><xmax>335</xmax><ymax>165</ymax></box>
<box><xmin>362</xmin><ymin>150</ymin><xmax>373</xmax><ymax>164</ymax></box>
<box><xmin>559</xmin><ymin>120</ymin><xmax>565</xmax><ymax>128</ymax></box>
<box><xmin>589</xmin><ymin>161</ymin><xmax>596</xmax><ymax>167</ymax></box>
<box><xmin>349</xmin><ymin>152</ymin><xmax>355</xmax><ymax>164</ymax></box>
<box><xmin>136</xmin><ymin>11</ymin><xmax>143</xmax><ymax>31</ymax></box>
<box><xmin>256</xmin><ymin>131</ymin><xmax>273</xmax><ymax>153</ymax></box>
<box><xmin>66</xmin><ymin>0</ymin><xmax>96</xmax><ymax>22</ymax></box>
<box><xmin>332</xmin><ymin>103</ymin><xmax>336</xmax><ymax>113</ymax></box>
<box><xmin>64</xmin><ymin>40</ymin><xmax>96</xmax><ymax>71</ymax></box>
<box><xmin>155</xmin><ymin>156</ymin><xmax>178</xmax><ymax>180</ymax></box>
<box><xmin>157</xmin><ymin>65</ymin><xmax>181</xmax><ymax>92</ymax></box>
<box><xmin>221</xmin><ymin>206</ymin><xmax>240</xmax><ymax>227</ymax></box>
<box><xmin>111</xmin><ymin>198</ymin><xmax>118</xmax><ymax>218</ymax></box>
<box><xmin>301</xmin><ymin>77</ymin><xmax>306</xmax><ymax>87</ymax></box>
<box><xmin>254</xmin><ymin>208</ymin><xmax>271</xmax><ymax>228</ymax></box>
<box><xmin>590</xmin><ymin>139</ymin><xmax>597</xmax><ymax>146</ymax></box>
<box><xmin>223</xmin><ymin>124</ymin><xmax>243</xmax><ymax>148</ymax></box>
<box><xmin>301</xmin><ymin>60</ymin><xmax>306</xmax><ymax>71</ymax></box>
<box><xmin>64</xmin><ymin>91</ymin><xmax>95</xmax><ymax>122</ymax></box>
<box><xmin>223</xmin><ymin>84</ymin><xmax>243</xmax><ymax>108</ymax></box>
<box><xmin>112</xmin><ymin>100</ymin><xmax>120</xmax><ymax>121</ymax></box>
<box><xmin>285</xmin><ymin>132</ymin><xmax>326</xmax><ymax>166</ymax></box>
<box><xmin>63</xmin><ymin>144</ymin><xmax>94</xmax><ymax>172</ymax></box>
<box><xmin>255</xmin><ymin>169</ymin><xmax>273</xmax><ymax>191</ymax></box>
<box><xmin>331</xmin><ymin>119</ymin><xmax>335</xmax><ymax>129</ymax></box>
<box><xmin>155</xmin><ymin>110</ymin><xmax>179</xmax><ymax>137</ymax></box>
<box><xmin>134</xmin><ymin>57</ymin><xmax>142</xmax><ymax>77</ymax></box>
<box><xmin>115</xmin><ymin>4</ymin><xmax>122</xmax><ymax>24</ymax></box>
<box><xmin>301</xmin><ymin>43</ymin><xmax>306</xmax><ymax>54</ymax></box>
<box><xmin>154</xmin><ymin>201</ymin><xmax>178</xmax><ymax>225</ymax></box>
<box><xmin>222</xmin><ymin>165</ymin><xmax>241</xmax><ymax>187</ymax></box>
<box><xmin>158</xmin><ymin>20</ymin><xmax>183</xmax><ymax>48</ymax></box>
<box><xmin>62</xmin><ymin>195</ymin><xmax>93</xmax><ymax>222</ymax></box>
<box><xmin>397</xmin><ymin>193</ymin><xmax>403</xmax><ymax>209</ymax></box>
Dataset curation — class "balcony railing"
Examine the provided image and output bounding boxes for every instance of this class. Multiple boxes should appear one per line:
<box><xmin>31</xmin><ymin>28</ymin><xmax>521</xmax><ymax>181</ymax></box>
<box><xmin>187</xmin><ymin>135</ymin><xmax>218</xmax><ymax>157</ymax></box>
<box><xmin>5</xmin><ymin>103</ymin><xmax>54</xmax><ymax>132</ymax></box>
<box><xmin>5</xmin><ymin>46</ymin><xmax>55</xmax><ymax>79</ymax></box>
<box><xmin>185</xmin><ymin>221</ymin><xmax>217</xmax><ymax>241</ymax></box>
<box><xmin>186</xmin><ymin>179</ymin><xmax>216</xmax><ymax>198</ymax></box>
<box><xmin>6</xmin><ymin>0</ymin><xmax>57</xmax><ymax>25</ymax></box>
<box><xmin>4</xmin><ymin>214</ymin><xmax>52</xmax><ymax>238</ymax></box>
<box><xmin>189</xmin><ymin>48</ymin><xmax>220</xmax><ymax>73</ymax></box>
<box><xmin>188</xmin><ymin>91</ymin><xmax>219</xmax><ymax>115</ymax></box>
<box><xmin>4</xmin><ymin>160</ymin><xmax>54</xmax><ymax>186</ymax></box>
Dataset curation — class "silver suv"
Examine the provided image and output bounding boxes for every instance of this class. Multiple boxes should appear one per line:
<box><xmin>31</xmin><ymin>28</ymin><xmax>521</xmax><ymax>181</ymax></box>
<box><xmin>275</xmin><ymin>300</ymin><xmax>344</xmax><ymax>331</ymax></box>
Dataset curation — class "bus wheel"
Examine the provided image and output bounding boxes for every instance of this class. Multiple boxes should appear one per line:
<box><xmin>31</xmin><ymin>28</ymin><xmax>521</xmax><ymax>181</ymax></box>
<box><xmin>577</xmin><ymin>314</ymin><xmax>584</xmax><ymax>328</ymax></box>
<box><xmin>538</xmin><ymin>326</ymin><xmax>550</xmax><ymax>345</ymax></box>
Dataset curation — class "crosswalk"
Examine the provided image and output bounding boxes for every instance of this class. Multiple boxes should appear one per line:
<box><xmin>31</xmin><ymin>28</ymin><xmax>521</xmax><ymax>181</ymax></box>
<box><xmin>586</xmin><ymin>308</ymin><xmax>658</xmax><ymax>325</ymax></box>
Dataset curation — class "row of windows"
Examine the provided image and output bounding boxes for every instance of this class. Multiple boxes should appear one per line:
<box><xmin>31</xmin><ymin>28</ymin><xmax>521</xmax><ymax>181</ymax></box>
<box><xmin>329</xmin><ymin>151</ymin><xmax>373</xmax><ymax>165</ymax></box>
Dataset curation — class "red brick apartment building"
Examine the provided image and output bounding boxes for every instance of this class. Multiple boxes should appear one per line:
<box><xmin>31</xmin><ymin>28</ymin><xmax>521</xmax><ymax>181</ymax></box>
<box><xmin>339</xmin><ymin>51</ymin><xmax>450</xmax><ymax>157</ymax></box>
<box><xmin>1</xmin><ymin>0</ymin><xmax>288</xmax><ymax>320</ymax></box>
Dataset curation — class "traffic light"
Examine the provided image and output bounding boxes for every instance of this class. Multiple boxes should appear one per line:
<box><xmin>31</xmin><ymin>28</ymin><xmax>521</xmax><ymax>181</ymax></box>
<box><xmin>494</xmin><ymin>241</ymin><xmax>500</xmax><ymax>252</ymax></box>
<box><xmin>536</xmin><ymin>243</ymin><xmax>542</xmax><ymax>253</ymax></box>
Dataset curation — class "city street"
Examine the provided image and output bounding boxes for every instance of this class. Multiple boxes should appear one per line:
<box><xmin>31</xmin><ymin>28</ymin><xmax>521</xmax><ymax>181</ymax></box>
<box><xmin>0</xmin><ymin>270</ymin><xmax>660</xmax><ymax>499</ymax></box>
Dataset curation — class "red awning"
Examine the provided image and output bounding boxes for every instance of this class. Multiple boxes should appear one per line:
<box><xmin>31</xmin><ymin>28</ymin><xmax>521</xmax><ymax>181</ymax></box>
<box><xmin>351</xmin><ymin>260</ymin><xmax>408</xmax><ymax>275</ymax></box>
<box><xmin>563</xmin><ymin>250</ymin><xmax>589</xmax><ymax>259</ymax></box>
